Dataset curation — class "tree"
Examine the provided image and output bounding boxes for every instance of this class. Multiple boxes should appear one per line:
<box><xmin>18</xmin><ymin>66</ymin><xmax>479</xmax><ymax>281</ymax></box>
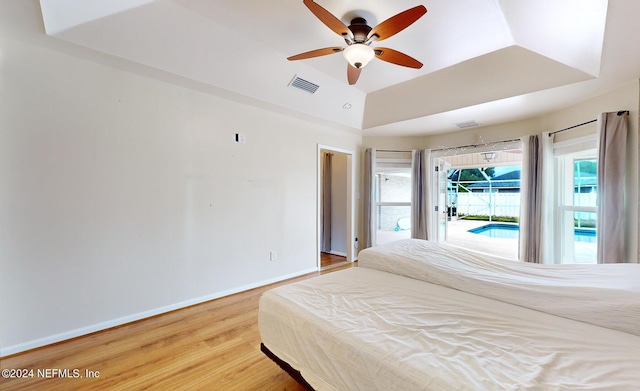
<box><xmin>575</xmin><ymin>159</ymin><xmax>596</xmax><ymax>176</ymax></box>
<box><xmin>458</xmin><ymin>167</ymin><xmax>495</xmax><ymax>181</ymax></box>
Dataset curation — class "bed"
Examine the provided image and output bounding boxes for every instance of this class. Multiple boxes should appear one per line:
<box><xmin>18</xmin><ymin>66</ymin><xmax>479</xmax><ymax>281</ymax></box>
<box><xmin>258</xmin><ymin>239</ymin><xmax>640</xmax><ymax>390</ymax></box>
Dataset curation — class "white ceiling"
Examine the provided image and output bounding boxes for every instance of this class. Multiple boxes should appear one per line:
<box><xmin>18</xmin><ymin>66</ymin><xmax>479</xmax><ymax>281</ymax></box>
<box><xmin>5</xmin><ymin>0</ymin><xmax>640</xmax><ymax>136</ymax></box>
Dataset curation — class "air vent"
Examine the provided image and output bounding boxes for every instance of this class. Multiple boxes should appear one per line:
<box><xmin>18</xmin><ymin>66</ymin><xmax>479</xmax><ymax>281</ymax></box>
<box><xmin>455</xmin><ymin>120</ymin><xmax>481</xmax><ymax>129</ymax></box>
<box><xmin>289</xmin><ymin>75</ymin><xmax>319</xmax><ymax>94</ymax></box>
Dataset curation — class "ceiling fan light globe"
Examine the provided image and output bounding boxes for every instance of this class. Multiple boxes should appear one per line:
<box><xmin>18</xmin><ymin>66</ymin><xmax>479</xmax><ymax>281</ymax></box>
<box><xmin>343</xmin><ymin>44</ymin><xmax>375</xmax><ymax>69</ymax></box>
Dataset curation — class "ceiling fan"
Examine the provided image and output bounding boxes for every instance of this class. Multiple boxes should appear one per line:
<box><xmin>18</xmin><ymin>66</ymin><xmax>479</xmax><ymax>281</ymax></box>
<box><xmin>287</xmin><ymin>0</ymin><xmax>427</xmax><ymax>85</ymax></box>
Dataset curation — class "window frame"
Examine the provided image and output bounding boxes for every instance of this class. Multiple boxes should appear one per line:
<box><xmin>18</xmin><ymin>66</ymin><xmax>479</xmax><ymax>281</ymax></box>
<box><xmin>373</xmin><ymin>156</ymin><xmax>412</xmax><ymax>246</ymax></box>
<box><xmin>553</xmin><ymin>136</ymin><xmax>598</xmax><ymax>264</ymax></box>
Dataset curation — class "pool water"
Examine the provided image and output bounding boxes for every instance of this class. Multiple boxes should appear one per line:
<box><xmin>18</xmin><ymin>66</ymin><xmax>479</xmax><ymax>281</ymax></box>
<box><xmin>468</xmin><ymin>223</ymin><xmax>596</xmax><ymax>243</ymax></box>
<box><xmin>468</xmin><ymin>223</ymin><xmax>519</xmax><ymax>239</ymax></box>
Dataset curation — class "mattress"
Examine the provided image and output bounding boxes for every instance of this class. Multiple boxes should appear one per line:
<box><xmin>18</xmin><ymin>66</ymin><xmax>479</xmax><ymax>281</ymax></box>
<box><xmin>259</xmin><ymin>267</ymin><xmax>640</xmax><ymax>390</ymax></box>
<box><xmin>358</xmin><ymin>239</ymin><xmax>640</xmax><ymax>336</ymax></box>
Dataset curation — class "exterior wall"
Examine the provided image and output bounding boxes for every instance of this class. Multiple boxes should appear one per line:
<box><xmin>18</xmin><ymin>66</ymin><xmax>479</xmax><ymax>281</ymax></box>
<box><xmin>378</xmin><ymin>174</ymin><xmax>412</xmax><ymax>231</ymax></box>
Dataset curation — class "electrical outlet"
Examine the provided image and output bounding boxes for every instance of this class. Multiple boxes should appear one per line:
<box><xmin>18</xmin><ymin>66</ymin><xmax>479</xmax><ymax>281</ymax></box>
<box><xmin>270</xmin><ymin>251</ymin><xmax>277</xmax><ymax>261</ymax></box>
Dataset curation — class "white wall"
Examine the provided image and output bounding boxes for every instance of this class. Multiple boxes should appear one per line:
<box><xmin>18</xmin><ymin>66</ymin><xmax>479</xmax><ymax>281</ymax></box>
<box><xmin>0</xmin><ymin>36</ymin><xmax>361</xmax><ymax>355</ymax></box>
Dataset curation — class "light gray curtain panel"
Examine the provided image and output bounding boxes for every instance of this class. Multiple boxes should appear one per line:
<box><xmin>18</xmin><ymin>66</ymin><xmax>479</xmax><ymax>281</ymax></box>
<box><xmin>519</xmin><ymin>135</ymin><xmax>543</xmax><ymax>263</ymax></box>
<box><xmin>411</xmin><ymin>150</ymin><xmax>430</xmax><ymax>240</ymax></box>
<box><xmin>597</xmin><ymin>111</ymin><xmax>628</xmax><ymax>263</ymax></box>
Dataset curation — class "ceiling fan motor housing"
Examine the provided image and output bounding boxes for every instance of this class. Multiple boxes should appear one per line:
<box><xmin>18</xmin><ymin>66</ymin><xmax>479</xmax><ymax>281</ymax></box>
<box><xmin>348</xmin><ymin>17</ymin><xmax>372</xmax><ymax>43</ymax></box>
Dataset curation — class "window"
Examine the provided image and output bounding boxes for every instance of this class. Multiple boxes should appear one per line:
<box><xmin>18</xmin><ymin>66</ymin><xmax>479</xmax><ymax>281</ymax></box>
<box><xmin>555</xmin><ymin>142</ymin><xmax>597</xmax><ymax>264</ymax></box>
<box><xmin>373</xmin><ymin>153</ymin><xmax>412</xmax><ymax>245</ymax></box>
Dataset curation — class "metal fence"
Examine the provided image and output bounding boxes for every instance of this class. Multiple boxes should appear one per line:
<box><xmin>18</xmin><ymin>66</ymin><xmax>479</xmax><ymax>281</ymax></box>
<box><xmin>455</xmin><ymin>192</ymin><xmax>597</xmax><ymax>222</ymax></box>
<box><xmin>455</xmin><ymin>193</ymin><xmax>520</xmax><ymax>218</ymax></box>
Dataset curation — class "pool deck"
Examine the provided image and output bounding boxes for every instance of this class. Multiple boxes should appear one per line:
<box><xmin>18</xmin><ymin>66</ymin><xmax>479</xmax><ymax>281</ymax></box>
<box><xmin>447</xmin><ymin>219</ymin><xmax>520</xmax><ymax>260</ymax></box>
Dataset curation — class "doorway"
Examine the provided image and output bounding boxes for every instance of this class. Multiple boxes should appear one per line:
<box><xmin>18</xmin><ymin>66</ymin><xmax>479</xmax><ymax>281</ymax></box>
<box><xmin>318</xmin><ymin>145</ymin><xmax>354</xmax><ymax>270</ymax></box>
<box><xmin>434</xmin><ymin>149</ymin><xmax>522</xmax><ymax>259</ymax></box>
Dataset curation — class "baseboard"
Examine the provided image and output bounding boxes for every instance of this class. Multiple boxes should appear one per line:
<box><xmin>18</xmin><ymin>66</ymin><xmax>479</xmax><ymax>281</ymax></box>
<box><xmin>327</xmin><ymin>250</ymin><xmax>347</xmax><ymax>257</ymax></box>
<box><xmin>0</xmin><ymin>267</ymin><xmax>317</xmax><ymax>357</ymax></box>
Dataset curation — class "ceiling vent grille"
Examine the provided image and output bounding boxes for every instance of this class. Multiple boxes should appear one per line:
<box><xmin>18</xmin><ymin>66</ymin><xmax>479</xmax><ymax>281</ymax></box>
<box><xmin>455</xmin><ymin>120</ymin><xmax>481</xmax><ymax>128</ymax></box>
<box><xmin>289</xmin><ymin>75</ymin><xmax>319</xmax><ymax>94</ymax></box>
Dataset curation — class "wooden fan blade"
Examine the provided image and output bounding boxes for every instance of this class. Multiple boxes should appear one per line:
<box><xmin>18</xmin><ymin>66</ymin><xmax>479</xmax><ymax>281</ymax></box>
<box><xmin>374</xmin><ymin>47</ymin><xmax>423</xmax><ymax>68</ymax></box>
<box><xmin>287</xmin><ymin>47</ymin><xmax>343</xmax><ymax>61</ymax></box>
<box><xmin>303</xmin><ymin>0</ymin><xmax>350</xmax><ymax>37</ymax></box>
<box><xmin>369</xmin><ymin>5</ymin><xmax>427</xmax><ymax>42</ymax></box>
<box><xmin>347</xmin><ymin>64</ymin><xmax>361</xmax><ymax>85</ymax></box>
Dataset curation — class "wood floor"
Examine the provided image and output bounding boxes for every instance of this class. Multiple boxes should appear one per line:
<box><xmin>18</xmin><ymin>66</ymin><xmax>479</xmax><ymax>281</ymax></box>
<box><xmin>0</xmin><ymin>263</ymin><xmax>356</xmax><ymax>391</ymax></box>
<box><xmin>320</xmin><ymin>252</ymin><xmax>347</xmax><ymax>269</ymax></box>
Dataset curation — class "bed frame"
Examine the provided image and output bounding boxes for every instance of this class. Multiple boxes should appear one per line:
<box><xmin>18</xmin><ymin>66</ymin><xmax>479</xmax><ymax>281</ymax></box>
<box><xmin>260</xmin><ymin>343</ymin><xmax>314</xmax><ymax>390</ymax></box>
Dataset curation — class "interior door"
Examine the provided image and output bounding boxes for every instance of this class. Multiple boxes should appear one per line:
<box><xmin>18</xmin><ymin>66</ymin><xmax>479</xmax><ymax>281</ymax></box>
<box><xmin>434</xmin><ymin>159</ymin><xmax>451</xmax><ymax>242</ymax></box>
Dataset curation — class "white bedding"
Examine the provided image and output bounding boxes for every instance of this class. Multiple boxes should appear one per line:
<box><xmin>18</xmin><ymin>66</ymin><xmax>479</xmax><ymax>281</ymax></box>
<box><xmin>259</xmin><ymin>267</ymin><xmax>640</xmax><ymax>390</ymax></box>
<box><xmin>358</xmin><ymin>239</ymin><xmax>640</xmax><ymax>336</ymax></box>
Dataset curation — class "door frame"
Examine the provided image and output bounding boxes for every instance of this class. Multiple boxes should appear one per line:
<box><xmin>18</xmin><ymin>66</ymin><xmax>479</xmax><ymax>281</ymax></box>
<box><xmin>432</xmin><ymin>158</ymin><xmax>451</xmax><ymax>242</ymax></box>
<box><xmin>317</xmin><ymin>144</ymin><xmax>355</xmax><ymax>269</ymax></box>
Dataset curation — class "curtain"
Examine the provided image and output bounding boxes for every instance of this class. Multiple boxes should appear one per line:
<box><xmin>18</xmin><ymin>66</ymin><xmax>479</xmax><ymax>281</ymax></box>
<box><xmin>519</xmin><ymin>135</ymin><xmax>542</xmax><ymax>263</ymax></box>
<box><xmin>519</xmin><ymin>134</ymin><xmax>552</xmax><ymax>263</ymax></box>
<box><xmin>411</xmin><ymin>149</ymin><xmax>431</xmax><ymax>240</ymax></box>
<box><xmin>539</xmin><ymin>132</ymin><xmax>555</xmax><ymax>263</ymax></box>
<box><xmin>321</xmin><ymin>152</ymin><xmax>332</xmax><ymax>253</ymax></box>
<box><xmin>597</xmin><ymin>111</ymin><xmax>628</xmax><ymax>263</ymax></box>
<box><xmin>362</xmin><ymin>148</ymin><xmax>376</xmax><ymax>249</ymax></box>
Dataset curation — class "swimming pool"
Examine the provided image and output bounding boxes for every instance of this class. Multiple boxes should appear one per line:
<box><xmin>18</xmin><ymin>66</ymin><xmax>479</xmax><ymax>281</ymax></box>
<box><xmin>468</xmin><ymin>223</ymin><xmax>596</xmax><ymax>243</ymax></box>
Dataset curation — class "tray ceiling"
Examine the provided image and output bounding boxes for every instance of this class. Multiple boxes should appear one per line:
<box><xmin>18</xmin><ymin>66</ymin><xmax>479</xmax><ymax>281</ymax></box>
<box><xmin>31</xmin><ymin>0</ymin><xmax>640</xmax><ymax>135</ymax></box>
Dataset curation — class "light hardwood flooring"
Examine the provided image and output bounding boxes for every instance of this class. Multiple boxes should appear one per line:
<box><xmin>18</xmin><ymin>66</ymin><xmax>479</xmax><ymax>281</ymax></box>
<box><xmin>320</xmin><ymin>253</ymin><xmax>348</xmax><ymax>269</ymax></box>
<box><xmin>0</xmin><ymin>262</ymin><xmax>356</xmax><ymax>391</ymax></box>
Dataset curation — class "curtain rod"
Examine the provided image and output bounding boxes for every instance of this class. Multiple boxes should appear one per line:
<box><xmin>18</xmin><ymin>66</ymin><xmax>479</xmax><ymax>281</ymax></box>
<box><xmin>431</xmin><ymin>138</ymin><xmax>521</xmax><ymax>153</ymax></box>
<box><xmin>379</xmin><ymin>109</ymin><xmax>630</xmax><ymax>148</ymax></box>
<box><xmin>549</xmin><ymin>110</ymin><xmax>629</xmax><ymax>136</ymax></box>
<box><xmin>548</xmin><ymin>119</ymin><xmax>596</xmax><ymax>136</ymax></box>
